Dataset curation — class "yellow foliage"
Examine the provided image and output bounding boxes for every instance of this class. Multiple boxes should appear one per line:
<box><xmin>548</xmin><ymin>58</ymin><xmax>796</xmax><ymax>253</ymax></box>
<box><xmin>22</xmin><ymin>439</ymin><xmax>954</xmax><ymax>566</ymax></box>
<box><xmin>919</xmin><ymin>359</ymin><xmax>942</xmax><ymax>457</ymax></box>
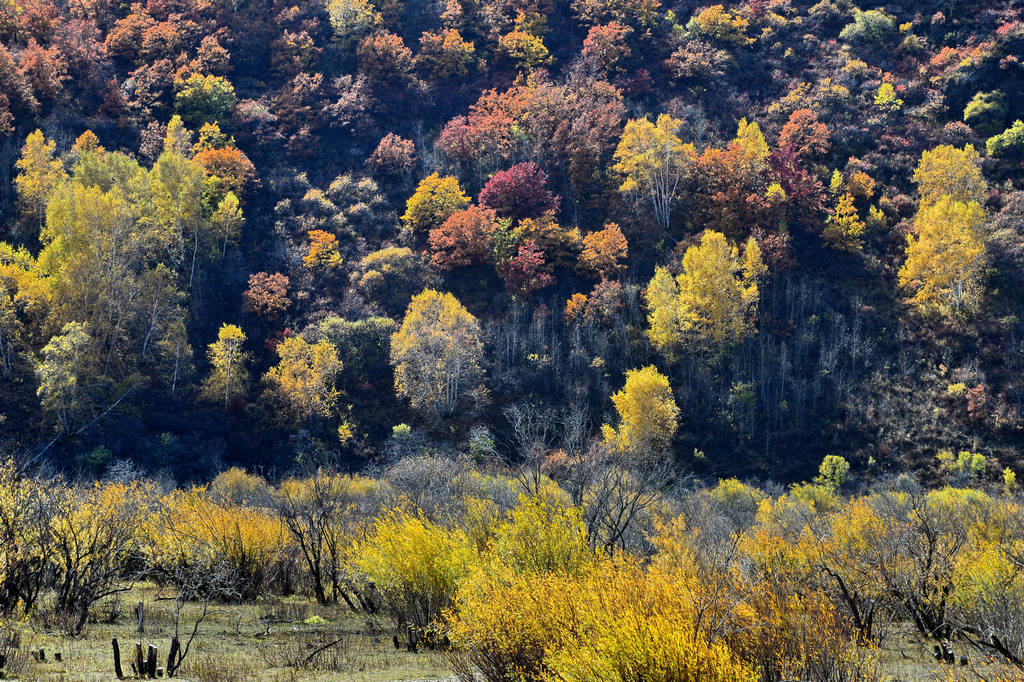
<box><xmin>391</xmin><ymin>289</ymin><xmax>486</xmax><ymax>422</ymax></box>
<box><xmin>602</xmin><ymin>365</ymin><xmax>679</xmax><ymax>457</ymax></box>
<box><xmin>263</xmin><ymin>335</ymin><xmax>342</xmax><ymax>422</ymax></box>
<box><xmin>144</xmin><ymin>487</ymin><xmax>289</xmax><ymax>599</ymax></box>
<box><xmin>898</xmin><ymin>197</ymin><xmax>986</xmax><ymax>315</ymax></box>
<box><xmin>645</xmin><ymin>231</ymin><xmax>763</xmax><ymax>356</ymax></box>
<box><xmin>401</xmin><ymin>172</ymin><xmax>469</xmax><ymax>232</ymax></box>
<box><xmin>351</xmin><ymin>509</ymin><xmax>476</xmax><ymax>638</ymax></box>
<box><xmin>913</xmin><ymin>144</ymin><xmax>987</xmax><ymax>208</ymax></box>
<box><xmin>489</xmin><ymin>493</ymin><xmax>594</xmax><ymax>575</ymax></box>
<box><xmin>824</xmin><ymin>193</ymin><xmax>865</xmax><ymax>252</ymax></box>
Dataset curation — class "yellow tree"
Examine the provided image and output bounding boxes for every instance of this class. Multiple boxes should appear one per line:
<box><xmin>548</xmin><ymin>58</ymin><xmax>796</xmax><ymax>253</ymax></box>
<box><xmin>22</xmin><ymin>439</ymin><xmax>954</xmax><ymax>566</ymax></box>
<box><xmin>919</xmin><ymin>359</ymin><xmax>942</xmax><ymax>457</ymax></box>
<box><xmin>401</xmin><ymin>173</ymin><xmax>470</xmax><ymax>233</ymax></box>
<box><xmin>612</xmin><ymin>114</ymin><xmax>691</xmax><ymax>231</ymax></box>
<box><xmin>15</xmin><ymin>129</ymin><xmax>67</xmax><ymax>239</ymax></box>
<box><xmin>912</xmin><ymin>144</ymin><xmax>986</xmax><ymax>208</ymax></box>
<box><xmin>645</xmin><ymin>231</ymin><xmax>764</xmax><ymax>357</ymax></box>
<box><xmin>390</xmin><ymin>289</ymin><xmax>486</xmax><ymax>423</ymax></box>
<box><xmin>602</xmin><ymin>365</ymin><xmax>680</xmax><ymax>457</ymax></box>
<box><xmin>201</xmin><ymin>324</ymin><xmax>249</xmax><ymax>407</ymax></box>
<box><xmin>898</xmin><ymin>197</ymin><xmax>986</xmax><ymax>315</ymax></box>
<box><xmin>263</xmin><ymin>336</ymin><xmax>342</xmax><ymax>423</ymax></box>
<box><xmin>823</xmin><ymin>193</ymin><xmax>865</xmax><ymax>252</ymax></box>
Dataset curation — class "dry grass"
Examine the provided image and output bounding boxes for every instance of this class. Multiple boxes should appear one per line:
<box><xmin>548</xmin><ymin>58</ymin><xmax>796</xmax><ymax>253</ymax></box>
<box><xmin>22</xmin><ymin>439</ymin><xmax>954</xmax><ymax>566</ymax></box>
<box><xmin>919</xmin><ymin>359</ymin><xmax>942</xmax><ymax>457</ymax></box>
<box><xmin>7</xmin><ymin>584</ymin><xmax>452</xmax><ymax>681</ymax></box>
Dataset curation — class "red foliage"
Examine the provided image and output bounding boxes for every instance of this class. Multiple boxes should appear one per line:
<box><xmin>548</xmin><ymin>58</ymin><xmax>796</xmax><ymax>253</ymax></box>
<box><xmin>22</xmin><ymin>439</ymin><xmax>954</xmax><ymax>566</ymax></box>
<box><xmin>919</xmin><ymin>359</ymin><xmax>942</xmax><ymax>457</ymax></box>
<box><xmin>750</xmin><ymin>226</ymin><xmax>794</xmax><ymax>272</ymax></box>
<box><xmin>779</xmin><ymin>108</ymin><xmax>830</xmax><ymax>161</ymax></box>
<box><xmin>581</xmin><ymin>22</ymin><xmax>631</xmax><ymax>73</ymax></box>
<box><xmin>499</xmin><ymin>239</ymin><xmax>553</xmax><ymax>296</ymax></box>
<box><xmin>770</xmin><ymin>145</ymin><xmax>827</xmax><ymax>229</ymax></box>
<box><xmin>479</xmin><ymin>162</ymin><xmax>559</xmax><ymax>220</ymax></box>
<box><xmin>428</xmin><ymin>205</ymin><xmax>498</xmax><ymax>269</ymax></box>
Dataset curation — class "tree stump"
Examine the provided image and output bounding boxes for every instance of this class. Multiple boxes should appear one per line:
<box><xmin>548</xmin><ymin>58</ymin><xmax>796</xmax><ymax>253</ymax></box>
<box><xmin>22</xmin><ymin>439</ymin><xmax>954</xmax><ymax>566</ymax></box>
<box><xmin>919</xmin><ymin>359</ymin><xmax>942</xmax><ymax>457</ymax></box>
<box><xmin>134</xmin><ymin>643</ymin><xmax>144</xmax><ymax>678</ymax></box>
<box><xmin>146</xmin><ymin>644</ymin><xmax>158</xmax><ymax>678</ymax></box>
<box><xmin>166</xmin><ymin>636</ymin><xmax>180</xmax><ymax>677</ymax></box>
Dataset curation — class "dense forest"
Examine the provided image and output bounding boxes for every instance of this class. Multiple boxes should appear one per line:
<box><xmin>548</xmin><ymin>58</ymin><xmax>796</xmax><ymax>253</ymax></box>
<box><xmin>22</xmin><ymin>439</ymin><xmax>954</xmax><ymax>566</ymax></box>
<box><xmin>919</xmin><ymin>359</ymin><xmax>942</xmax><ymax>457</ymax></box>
<box><xmin>0</xmin><ymin>0</ymin><xmax>1022</xmax><ymax>485</ymax></box>
<box><xmin>4</xmin><ymin>0</ymin><xmax>1024</xmax><ymax>678</ymax></box>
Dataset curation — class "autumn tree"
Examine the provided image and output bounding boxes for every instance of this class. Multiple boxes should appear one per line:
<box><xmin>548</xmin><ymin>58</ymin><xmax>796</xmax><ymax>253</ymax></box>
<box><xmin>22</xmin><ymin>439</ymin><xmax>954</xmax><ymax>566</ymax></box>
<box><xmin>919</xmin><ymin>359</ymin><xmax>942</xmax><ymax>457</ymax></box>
<box><xmin>646</xmin><ymin>231</ymin><xmax>764</xmax><ymax>357</ymax></box>
<box><xmin>581</xmin><ymin>22</ymin><xmax>631</xmax><ymax>75</ymax></box>
<box><xmin>428</xmin><ymin>205</ymin><xmax>498</xmax><ymax>269</ymax></box>
<box><xmin>498</xmin><ymin>239</ymin><xmax>553</xmax><ymax>297</ymax></box>
<box><xmin>612</xmin><ymin>114</ymin><xmax>690</xmax><ymax>231</ymax></box>
<box><xmin>242</xmin><ymin>272</ymin><xmax>290</xmax><ymax>320</ymax></box>
<box><xmin>478</xmin><ymin>162</ymin><xmax>558</xmax><ymax>220</ymax></box>
<box><xmin>601</xmin><ymin>365</ymin><xmax>679</xmax><ymax>458</ymax></box>
<box><xmin>401</xmin><ymin>173</ymin><xmax>470</xmax><ymax>232</ymax></box>
<box><xmin>579</xmin><ymin>223</ymin><xmax>628</xmax><ymax>279</ymax></box>
<box><xmin>201</xmin><ymin>324</ymin><xmax>249</xmax><ymax>408</ymax></box>
<box><xmin>263</xmin><ymin>336</ymin><xmax>342</xmax><ymax>424</ymax></box>
<box><xmin>779</xmin><ymin>108</ymin><xmax>829</xmax><ymax>160</ymax></box>
<box><xmin>391</xmin><ymin>289</ymin><xmax>486</xmax><ymax>423</ymax></box>
<box><xmin>415</xmin><ymin>29</ymin><xmax>476</xmax><ymax>80</ymax></box>
<box><xmin>899</xmin><ymin>145</ymin><xmax>989</xmax><ymax>316</ymax></box>
<box><xmin>304</xmin><ymin>229</ymin><xmax>343</xmax><ymax>272</ymax></box>
<box><xmin>823</xmin><ymin>193</ymin><xmax>865</xmax><ymax>252</ymax></box>
<box><xmin>367</xmin><ymin>133</ymin><xmax>416</xmax><ymax>176</ymax></box>
<box><xmin>898</xmin><ymin>197</ymin><xmax>986</xmax><ymax>315</ymax></box>
<box><xmin>357</xmin><ymin>31</ymin><xmax>413</xmax><ymax>84</ymax></box>
<box><xmin>912</xmin><ymin>144</ymin><xmax>986</xmax><ymax>208</ymax></box>
<box><xmin>14</xmin><ymin>129</ymin><xmax>67</xmax><ymax>239</ymax></box>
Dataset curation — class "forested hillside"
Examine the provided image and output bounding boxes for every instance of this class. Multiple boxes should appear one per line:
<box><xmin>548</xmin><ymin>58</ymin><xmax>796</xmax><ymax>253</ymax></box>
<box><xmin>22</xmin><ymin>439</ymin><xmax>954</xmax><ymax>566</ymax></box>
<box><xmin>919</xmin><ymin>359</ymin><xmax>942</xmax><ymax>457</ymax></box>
<box><xmin>1</xmin><ymin>0</ymin><xmax>1024</xmax><ymax>486</ymax></box>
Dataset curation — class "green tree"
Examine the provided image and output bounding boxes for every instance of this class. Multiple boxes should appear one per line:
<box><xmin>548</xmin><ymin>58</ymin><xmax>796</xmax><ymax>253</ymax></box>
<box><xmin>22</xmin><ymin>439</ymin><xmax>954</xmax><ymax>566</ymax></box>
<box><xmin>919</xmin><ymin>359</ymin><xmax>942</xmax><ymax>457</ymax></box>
<box><xmin>36</xmin><ymin>322</ymin><xmax>93</xmax><ymax>432</ymax></box>
<box><xmin>174</xmin><ymin>73</ymin><xmax>237</xmax><ymax>127</ymax></box>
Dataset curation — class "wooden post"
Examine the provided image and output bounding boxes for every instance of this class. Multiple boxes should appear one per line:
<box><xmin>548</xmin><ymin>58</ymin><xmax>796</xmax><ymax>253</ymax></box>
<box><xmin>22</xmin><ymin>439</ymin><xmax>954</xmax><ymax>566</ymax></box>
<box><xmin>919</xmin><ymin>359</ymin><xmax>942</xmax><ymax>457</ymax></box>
<box><xmin>137</xmin><ymin>602</ymin><xmax>145</xmax><ymax>633</ymax></box>
<box><xmin>54</xmin><ymin>652</ymin><xmax>62</xmax><ymax>662</ymax></box>
<box><xmin>166</xmin><ymin>636</ymin><xmax>181</xmax><ymax>677</ymax></box>
<box><xmin>146</xmin><ymin>643</ymin><xmax>158</xmax><ymax>678</ymax></box>
<box><xmin>112</xmin><ymin>638</ymin><xmax>124</xmax><ymax>680</ymax></box>
<box><xmin>134</xmin><ymin>643</ymin><xmax>144</xmax><ymax>678</ymax></box>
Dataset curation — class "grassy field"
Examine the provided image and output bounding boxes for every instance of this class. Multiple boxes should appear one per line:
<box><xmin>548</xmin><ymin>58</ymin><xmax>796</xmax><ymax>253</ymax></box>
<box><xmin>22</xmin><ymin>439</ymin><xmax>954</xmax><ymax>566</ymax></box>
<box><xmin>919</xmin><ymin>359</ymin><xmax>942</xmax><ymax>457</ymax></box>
<box><xmin>4</xmin><ymin>584</ymin><xmax>1022</xmax><ymax>681</ymax></box>
<box><xmin>6</xmin><ymin>584</ymin><xmax>452</xmax><ymax>681</ymax></box>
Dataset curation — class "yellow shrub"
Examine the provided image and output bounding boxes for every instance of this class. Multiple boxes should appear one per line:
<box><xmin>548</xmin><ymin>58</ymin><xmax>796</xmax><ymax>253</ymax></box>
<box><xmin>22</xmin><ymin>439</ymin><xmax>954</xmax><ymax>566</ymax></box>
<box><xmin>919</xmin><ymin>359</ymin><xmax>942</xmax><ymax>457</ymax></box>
<box><xmin>145</xmin><ymin>487</ymin><xmax>290</xmax><ymax>599</ymax></box>
<box><xmin>351</xmin><ymin>509</ymin><xmax>476</xmax><ymax>639</ymax></box>
<box><xmin>489</xmin><ymin>493</ymin><xmax>594</xmax><ymax>575</ymax></box>
<box><xmin>448</xmin><ymin>557</ymin><xmax>755</xmax><ymax>682</ymax></box>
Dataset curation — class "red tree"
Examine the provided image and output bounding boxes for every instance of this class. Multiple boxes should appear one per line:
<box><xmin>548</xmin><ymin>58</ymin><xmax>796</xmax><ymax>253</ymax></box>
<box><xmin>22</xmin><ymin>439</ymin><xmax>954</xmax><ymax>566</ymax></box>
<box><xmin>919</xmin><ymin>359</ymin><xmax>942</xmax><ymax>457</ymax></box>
<box><xmin>779</xmin><ymin>108</ymin><xmax>830</xmax><ymax>161</ymax></box>
<box><xmin>499</xmin><ymin>239</ymin><xmax>553</xmax><ymax>296</ymax></box>
<box><xmin>428</xmin><ymin>205</ymin><xmax>498</xmax><ymax>269</ymax></box>
<box><xmin>479</xmin><ymin>162</ymin><xmax>559</xmax><ymax>220</ymax></box>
